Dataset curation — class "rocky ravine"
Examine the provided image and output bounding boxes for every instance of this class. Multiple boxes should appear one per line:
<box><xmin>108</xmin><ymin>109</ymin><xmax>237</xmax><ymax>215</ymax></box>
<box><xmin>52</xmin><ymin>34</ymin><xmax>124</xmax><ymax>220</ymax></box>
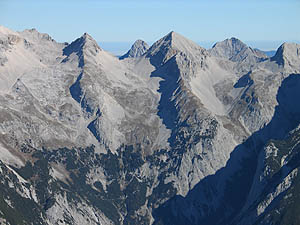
<box><xmin>0</xmin><ymin>25</ymin><xmax>300</xmax><ymax>225</ymax></box>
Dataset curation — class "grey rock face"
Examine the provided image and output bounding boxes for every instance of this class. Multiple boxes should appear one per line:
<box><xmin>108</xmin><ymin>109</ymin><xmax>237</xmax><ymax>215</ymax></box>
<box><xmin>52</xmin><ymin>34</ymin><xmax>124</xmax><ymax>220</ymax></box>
<box><xmin>0</xmin><ymin>26</ymin><xmax>300</xmax><ymax>225</ymax></box>
<box><xmin>271</xmin><ymin>42</ymin><xmax>300</xmax><ymax>67</ymax></box>
<box><xmin>119</xmin><ymin>39</ymin><xmax>149</xmax><ymax>59</ymax></box>
<box><xmin>209</xmin><ymin>37</ymin><xmax>267</xmax><ymax>63</ymax></box>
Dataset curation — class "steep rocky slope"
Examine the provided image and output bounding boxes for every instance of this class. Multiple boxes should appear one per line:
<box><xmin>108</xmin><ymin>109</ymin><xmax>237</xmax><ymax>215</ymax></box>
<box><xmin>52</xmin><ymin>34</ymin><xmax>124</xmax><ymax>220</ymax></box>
<box><xmin>0</xmin><ymin>25</ymin><xmax>300</xmax><ymax>225</ymax></box>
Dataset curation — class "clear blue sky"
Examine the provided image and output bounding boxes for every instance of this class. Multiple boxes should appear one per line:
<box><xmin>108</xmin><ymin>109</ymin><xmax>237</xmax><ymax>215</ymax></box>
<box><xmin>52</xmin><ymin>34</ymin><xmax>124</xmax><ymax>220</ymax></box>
<box><xmin>1</xmin><ymin>0</ymin><xmax>299</xmax><ymax>51</ymax></box>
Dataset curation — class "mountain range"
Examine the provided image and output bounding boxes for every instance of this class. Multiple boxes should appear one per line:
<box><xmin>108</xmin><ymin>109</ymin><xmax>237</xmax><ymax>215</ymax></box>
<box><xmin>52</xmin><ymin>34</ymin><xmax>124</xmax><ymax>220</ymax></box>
<box><xmin>0</xmin><ymin>25</ymin><xmax>300</xmax><ymax>225</ymax></box>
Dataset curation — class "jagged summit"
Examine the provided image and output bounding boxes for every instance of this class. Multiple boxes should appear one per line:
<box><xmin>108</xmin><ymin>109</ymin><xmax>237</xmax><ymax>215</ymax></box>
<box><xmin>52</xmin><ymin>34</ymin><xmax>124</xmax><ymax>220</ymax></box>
<box><xmin>119</xmin><ymin>39</ymin><xmax>149</xmax><ymax>59</ymax></box>
<box><xmin>64</xmin><ymin>32</ymin><xmax>101</xmax><ymax>53</ymax></box>
<box><xmin>62</xmin><ymin>32</ymin><xmax>101</xmax><ymax>67</ymax></box>
<box><xmin>81</xmin><ymin>32</ymin><xmax>102</xmax><ymax>51</ymax></box>
<box><xmin>23</xmin><ymin>28</ymin><xmax>39</xmax><ymax>33</ymax></box>
<box><xmin>210</xmin><ymin>37</ymin><xmax>248</xmax><ymax>58</ymax></box>
<box><xmin>20</xmin><ymin>28</ymin><xmax>56</xmax><ymax>42</ymax></box>
<box><xmin>146</xmin><ymin>31</ymin><xmax>206</xmax><ymax>66</ymax></box>
<box><xmin>161</xmin><ymin>31</ymin><xmax>182</xmax><ymax>42</ymax></box>
<box><xmin>210</xmin><ymin>37</ymin><xmax>266</xmax><ymax>62</ymax></box>
<box><xmin>81</xmin><ymin>32</ymin><xmax>96</xmax><ymax>42</ymax></box>
<box><xmin>150</xmin><ymin>31</ymin><xmax>204</xmax><ymax>53</ymax></box>
<box><xmin>271</xmin><ymin>42</ymin><xmax>300</xmax><ymax>67</ymax></box>
<box><xmin>79</xmin><ymin>32</ymin><xmax>101</xmax><ymax>49</ymax></box>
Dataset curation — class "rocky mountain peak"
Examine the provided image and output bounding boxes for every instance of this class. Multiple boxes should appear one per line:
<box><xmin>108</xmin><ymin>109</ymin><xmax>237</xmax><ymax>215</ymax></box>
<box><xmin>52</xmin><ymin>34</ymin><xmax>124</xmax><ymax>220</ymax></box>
<box><xmin>158</xmin><ymin>31</ymin><xmax>202</xmax><ymax>51</ymax></box>
<box><xmin>66</xmin><ymin>32</ymin><xmax>101</xmax><ymax>52</ymax></box>
<box><xmin>21</xmin><ymin>28</ymin><xmax>55</xmax><ymax>42</ymax></box>
<box><xmin>211</xmin><ymin>37</ymin><xmax>248</xmax><ymax>54</ymax></box>
<box><xmin>218</xmin><ymin>37</ymin><xmax>244</xmax><ymax>47</ymax></box>
<box><xmin>210</xmin><ymin>37</ymin><xmax>266</xmax><ymax>62</ymax></box>
<box><xmin>163</xmin><ymin>31</ymin><xmax>179</xmax><ymax>42</ymax></box>
<box><xmin>78</xmin><ymin>32</ymin><xmax>101</xmax><ymax>49</ymax></box>
<box><xmin>119</xmin><ymin>39</ymin><xmax>149</xmax><ymax>59</ymax></box>
<box><xmin>63</xmin><ymin>32</ymin><xmax>101</xmax><ymax>67</ymax></box>
<box><xmin>146</xmin><ymin>31</ymin><xmax>206</xmax><ymax>66</ymax></box>
<box><xmin>81</xmin><ymin>32</ymin><xmax>96</xmax><ymax>42</ymax></box>
<box><xmin>271</xmin><ymin>42</ymin><xmax>300</xmax><ymax>67</ymax></box>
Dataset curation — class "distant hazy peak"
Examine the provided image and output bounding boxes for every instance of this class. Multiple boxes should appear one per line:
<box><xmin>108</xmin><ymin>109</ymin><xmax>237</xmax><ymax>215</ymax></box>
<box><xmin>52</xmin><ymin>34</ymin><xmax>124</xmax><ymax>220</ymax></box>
<box><xmin>212</xmin><ymin>37</ymin><xmax>245</xmax><ymax>47</ymax></box>
<box><xmin>134</xmin><ymin>39</ymin><xmax>148</xmax><ymax>45</ymax></box>
<box><xmin>271</xmin><ymin>42</ymin><xmax>300</xmax><ymax>67</ymax></box>
<box><xmin>119</xmin><ymin>39</ymin><xmax>149</xmax><ymax>59</ymax></box>
<box><xmin>210</xmin><ymin>37</ymin><xmax>247</xmax><ymax>60</ymax></box>
<box><xmin>210</xmin><ymin>37</ymin><xmax>266</xmax><ymax>62</ymax></box>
